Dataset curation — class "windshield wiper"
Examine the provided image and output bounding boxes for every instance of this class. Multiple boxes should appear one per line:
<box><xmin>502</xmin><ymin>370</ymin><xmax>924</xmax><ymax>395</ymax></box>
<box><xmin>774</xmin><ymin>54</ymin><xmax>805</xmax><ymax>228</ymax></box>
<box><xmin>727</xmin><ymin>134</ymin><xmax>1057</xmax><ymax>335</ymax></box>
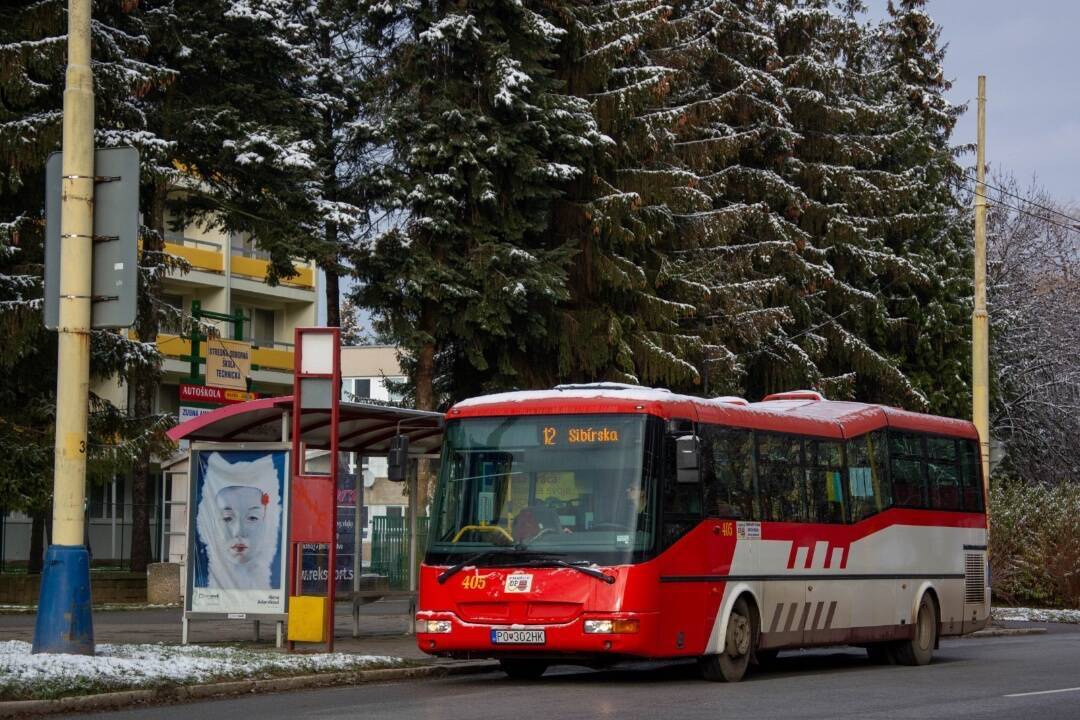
<box><xmin>436</xmin><ymin>547</ymin><xmax>544</xmax><ymax>583</ymax></box>
<box><xmin>437</xmin><ymin>550</ymin><xmax>504</xmax><ymax>584</ymax></box>
<box><xmin>517</xmin><ymin>557</ymin><xmax>616</xmax><ymax>584</ymax></box>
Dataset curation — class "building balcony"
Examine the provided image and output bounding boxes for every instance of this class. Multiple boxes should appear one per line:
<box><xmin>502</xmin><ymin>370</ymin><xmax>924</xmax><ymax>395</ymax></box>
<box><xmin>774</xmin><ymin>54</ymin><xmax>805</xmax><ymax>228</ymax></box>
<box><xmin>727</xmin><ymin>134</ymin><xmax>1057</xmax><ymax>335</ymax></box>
<box><xmin>230</xmin><ymin>251</ymin><xmax>315</xmax><ymax>290</ymax></box>
<box><xmin>154</xmin><ymin>333</ymin><xmax>295</xmax><ymax>373</ymax></box>
<box><xmin>160</xmin><ymin>237</ymin><xmax>316</xmax><ymax>294</ymax></box>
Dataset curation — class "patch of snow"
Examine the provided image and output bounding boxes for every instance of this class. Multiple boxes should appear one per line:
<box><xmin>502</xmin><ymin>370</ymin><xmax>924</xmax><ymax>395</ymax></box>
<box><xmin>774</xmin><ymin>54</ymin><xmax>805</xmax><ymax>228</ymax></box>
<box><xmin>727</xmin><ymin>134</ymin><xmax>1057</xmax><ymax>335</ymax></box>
<box><xmin>992</xmin><ymin>607</ymin><xmax>1080</xmax><ymax>624</ymax></box>
<box><xmin>0</xmin><ymin>641</ymin><xmax>405</xmax><ymax>699</ymax></box>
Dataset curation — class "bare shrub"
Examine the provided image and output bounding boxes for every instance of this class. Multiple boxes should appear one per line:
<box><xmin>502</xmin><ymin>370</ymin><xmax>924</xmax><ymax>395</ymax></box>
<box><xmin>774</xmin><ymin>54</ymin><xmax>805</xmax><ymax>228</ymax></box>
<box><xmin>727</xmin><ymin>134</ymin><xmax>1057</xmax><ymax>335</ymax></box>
<box><xmin>990</xmin><ymin>481</ymin><xmax>1080</xmax><ymax>608</ymax></box>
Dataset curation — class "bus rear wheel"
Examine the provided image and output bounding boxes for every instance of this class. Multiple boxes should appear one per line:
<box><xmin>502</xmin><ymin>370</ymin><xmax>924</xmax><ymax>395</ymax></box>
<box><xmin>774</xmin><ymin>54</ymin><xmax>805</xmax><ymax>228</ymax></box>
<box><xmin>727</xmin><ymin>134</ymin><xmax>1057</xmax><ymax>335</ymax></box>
<box><xmin>700</xmin><ymin>596</ymin><xmax>755</xmax><ymax>682</ymax></box>
<box><xmin>499</xmin><ymin>659</ymin><xmax>548</xmax><ymax>680</ymax></box>
<box><xmin>893</xmin><ymin>595</ymin><xmax>937</xmax><ymax>666</ymax></box>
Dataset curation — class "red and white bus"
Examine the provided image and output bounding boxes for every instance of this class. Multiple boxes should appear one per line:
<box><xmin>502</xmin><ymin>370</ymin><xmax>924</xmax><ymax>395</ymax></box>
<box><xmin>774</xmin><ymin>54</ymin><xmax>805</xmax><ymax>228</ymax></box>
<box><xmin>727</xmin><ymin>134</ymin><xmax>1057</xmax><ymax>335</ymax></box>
<box><xmin>414</xmin><ymin>384</ymin><xmax>989</xmax><ymax>681</ymax></box>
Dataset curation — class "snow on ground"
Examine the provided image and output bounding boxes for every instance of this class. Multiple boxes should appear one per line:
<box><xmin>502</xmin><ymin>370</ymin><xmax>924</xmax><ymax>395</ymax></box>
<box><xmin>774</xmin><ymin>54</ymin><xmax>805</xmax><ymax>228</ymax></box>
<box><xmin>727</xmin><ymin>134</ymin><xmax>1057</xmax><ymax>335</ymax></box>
<box><xmin>0</xmin><ymin>641</ymin><xmax>405</xmax><ymax>700</ymax></box>
<box><xmin>992</xmin><ymin>607</ymin><xmax>1080</xmax><ymax>624</ymax></box>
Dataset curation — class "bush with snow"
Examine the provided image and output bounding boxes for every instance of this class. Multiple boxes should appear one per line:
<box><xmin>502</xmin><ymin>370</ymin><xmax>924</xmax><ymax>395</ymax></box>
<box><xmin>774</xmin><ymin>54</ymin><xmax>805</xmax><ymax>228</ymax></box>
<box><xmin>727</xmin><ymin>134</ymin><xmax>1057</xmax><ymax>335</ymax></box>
<box><xmin>990</xmin><ymin>481</ymin><xmax>1080</xmax><ymax>609</ymax></box>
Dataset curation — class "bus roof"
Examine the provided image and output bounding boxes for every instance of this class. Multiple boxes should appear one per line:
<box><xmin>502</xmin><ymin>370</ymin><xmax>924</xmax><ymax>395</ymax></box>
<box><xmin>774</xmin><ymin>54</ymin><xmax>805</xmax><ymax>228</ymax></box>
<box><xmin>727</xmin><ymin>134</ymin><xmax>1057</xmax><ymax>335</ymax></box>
<box><xmin>447</xmin><ymin>384</ymin><xmax>977</xmax><ymax>441</ymax></box>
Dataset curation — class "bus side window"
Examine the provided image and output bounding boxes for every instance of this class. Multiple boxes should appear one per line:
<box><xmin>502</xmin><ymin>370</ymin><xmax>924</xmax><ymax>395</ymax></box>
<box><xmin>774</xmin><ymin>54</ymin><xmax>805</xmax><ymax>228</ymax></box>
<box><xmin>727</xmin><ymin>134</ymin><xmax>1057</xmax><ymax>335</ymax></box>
<box><xmin>701</xmin><ymin>425</ymin><xmax>755</xmax><ymax>519</ymax></box>
<box><xmin>889</xmin><ymin>431</ymin><xmax>928</xmax><ymax>508</ymax></box>
<box><xmin>959</xmin><ymin>440</ymin><xmax>984</xmax><ymax>511</ymax></box>
<box><xmin>926</xmin><ymin>438</ymin><xmax>962</xmax><ymax>510</ymax></box>
<box><xmin>756</xmin><ymin>433</ymin><xmax>804</xmax><ymax>522</ymax></box>
<box><xmin>806</xmin><ymin>439</ymin><xmax>844</xmax><ymax>523</ymax></box>
<box><xmin>846</xmin><ymin>431</ymin><xmax>889</xmax><ymax>522</ymax></box>
<box><xmin>660</xmin><ymin>432</ymin><xmax>702</xmax><ymax>549</ymax></box>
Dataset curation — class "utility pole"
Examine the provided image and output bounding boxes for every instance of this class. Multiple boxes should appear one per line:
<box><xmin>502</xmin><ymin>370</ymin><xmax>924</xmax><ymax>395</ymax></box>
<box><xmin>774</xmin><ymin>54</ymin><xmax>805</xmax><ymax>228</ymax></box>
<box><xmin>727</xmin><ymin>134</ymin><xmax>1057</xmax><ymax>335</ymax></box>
<box><xmin>33</xmin><ymin>0</ymin><xmax>96</xmax><ymax>654</ymax></box>
<box><xmin>972</xmin><ymin>75</ymin><xmax>991</xmax><ymax>521</ymax></box>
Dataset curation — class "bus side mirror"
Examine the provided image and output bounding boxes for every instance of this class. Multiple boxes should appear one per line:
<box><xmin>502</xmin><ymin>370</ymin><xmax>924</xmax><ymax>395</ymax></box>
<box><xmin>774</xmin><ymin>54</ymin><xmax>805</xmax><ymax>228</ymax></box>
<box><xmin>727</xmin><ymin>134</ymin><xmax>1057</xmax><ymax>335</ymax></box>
<box><xmin>676</xmin><ymin>435</ymin><xmax>700</xmax><ymax>484</ymax></box>
<box><xmin>388</xmin><ymin>434</ymin><xmax>409</xmax><ymax>482</ymax></box>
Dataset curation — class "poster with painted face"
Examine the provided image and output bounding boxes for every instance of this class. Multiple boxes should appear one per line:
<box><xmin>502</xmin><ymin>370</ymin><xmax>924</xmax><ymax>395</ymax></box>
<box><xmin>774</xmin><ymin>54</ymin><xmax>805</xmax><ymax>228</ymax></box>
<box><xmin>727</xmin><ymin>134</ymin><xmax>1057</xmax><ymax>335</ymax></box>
<box><xmin>189</xmin><ymin>449</ymin><xmax>289</xmax><ymax>615</ymax></box>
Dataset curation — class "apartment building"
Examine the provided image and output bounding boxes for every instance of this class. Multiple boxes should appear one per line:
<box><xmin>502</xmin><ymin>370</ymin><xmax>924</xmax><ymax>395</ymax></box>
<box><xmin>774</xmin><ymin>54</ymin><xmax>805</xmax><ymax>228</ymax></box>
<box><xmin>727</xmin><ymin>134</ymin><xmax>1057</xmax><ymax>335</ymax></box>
<box><xmin>0</xmin><ymin>214</ymin><xmax>319</xmax><ymax>568</ymax></box>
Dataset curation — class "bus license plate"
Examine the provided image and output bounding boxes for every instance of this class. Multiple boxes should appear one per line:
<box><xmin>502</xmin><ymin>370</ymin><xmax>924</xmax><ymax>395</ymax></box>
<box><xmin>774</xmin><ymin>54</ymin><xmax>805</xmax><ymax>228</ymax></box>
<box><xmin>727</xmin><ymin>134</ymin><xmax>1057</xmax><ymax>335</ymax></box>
<box><xmin>491</xmin><ymin>629</ymin><xmax>546</xmax><ymax>645</ymax></box>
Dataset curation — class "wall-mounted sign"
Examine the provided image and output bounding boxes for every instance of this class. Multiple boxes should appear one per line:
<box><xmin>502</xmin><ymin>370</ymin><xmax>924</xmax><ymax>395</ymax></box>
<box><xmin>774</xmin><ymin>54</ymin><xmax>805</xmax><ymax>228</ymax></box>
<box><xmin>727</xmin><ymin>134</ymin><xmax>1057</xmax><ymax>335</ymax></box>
<box><xmin>180</xmin><ymin>383</ymin><xmax>257</xmax><ymax>405</ymax></box>
<box><xmin>205</xmin><ymin>339</ymin><xmax>252</xmax><ymax>390</ymax></box>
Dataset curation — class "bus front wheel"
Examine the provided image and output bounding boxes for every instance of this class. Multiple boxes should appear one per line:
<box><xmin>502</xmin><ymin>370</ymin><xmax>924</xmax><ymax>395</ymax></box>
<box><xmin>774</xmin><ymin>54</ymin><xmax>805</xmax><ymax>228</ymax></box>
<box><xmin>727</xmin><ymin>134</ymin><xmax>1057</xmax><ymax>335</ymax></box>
<box><xmin>700</xmin><ymin>596</ymin><xmax>755</xmax><ymax>682</ymax></box>
<box><xmin>499</xmin><ymin>659</ymin><xmax>548</xmax><ymax>680</ymax></box>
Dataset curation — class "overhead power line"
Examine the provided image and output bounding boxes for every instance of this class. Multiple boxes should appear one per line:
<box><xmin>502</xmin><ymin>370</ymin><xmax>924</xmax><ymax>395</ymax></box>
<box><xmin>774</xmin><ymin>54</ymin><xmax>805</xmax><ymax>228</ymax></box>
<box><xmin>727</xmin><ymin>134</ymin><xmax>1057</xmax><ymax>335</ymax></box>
<box><xmin>955</xmin><ymin>175</ymin><xmax>1080</xmax><ymax>234</ymax></box>
<box><xmin>960</xmin><ymin>168</ymin><xmax>1080</xmax><ymax>228</ymax></box>
<box><xmin>953</xmin><ymin>177</ymin><xmax>1080</xmax><ymax>235</ymax></box>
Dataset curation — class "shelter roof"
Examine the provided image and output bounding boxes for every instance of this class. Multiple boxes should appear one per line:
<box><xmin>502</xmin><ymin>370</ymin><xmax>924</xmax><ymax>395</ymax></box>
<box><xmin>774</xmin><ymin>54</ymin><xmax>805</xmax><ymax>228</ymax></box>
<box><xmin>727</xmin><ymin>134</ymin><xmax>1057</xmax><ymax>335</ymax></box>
<box><xmin>166</xmin><ymin>396</ymin><xmax>444</xmax><ymax>454</ymax></box>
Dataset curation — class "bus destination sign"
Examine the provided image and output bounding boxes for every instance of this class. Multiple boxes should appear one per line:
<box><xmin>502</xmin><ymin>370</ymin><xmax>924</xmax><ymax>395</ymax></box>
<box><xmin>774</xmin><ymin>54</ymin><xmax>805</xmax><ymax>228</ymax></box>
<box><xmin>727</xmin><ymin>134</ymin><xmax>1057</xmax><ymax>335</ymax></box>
<box><xmin>541</xmin><ymin>425</ymin><xmax>621</xmax><ymax>447</ymax></box>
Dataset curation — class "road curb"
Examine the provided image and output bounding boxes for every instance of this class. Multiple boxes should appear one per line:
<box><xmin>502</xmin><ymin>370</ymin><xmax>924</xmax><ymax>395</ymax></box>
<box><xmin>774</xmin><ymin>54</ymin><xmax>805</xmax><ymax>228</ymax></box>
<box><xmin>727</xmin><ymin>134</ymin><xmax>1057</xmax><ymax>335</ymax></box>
<box><xmin>966</xmin><ymin>627</ymin><xmax>1048</xmax><ymax>638</ymax></box>
<box><xmin>0</xmin><ymin>661</ymin><xmax>501</xmax><ymax>718</ymax></box>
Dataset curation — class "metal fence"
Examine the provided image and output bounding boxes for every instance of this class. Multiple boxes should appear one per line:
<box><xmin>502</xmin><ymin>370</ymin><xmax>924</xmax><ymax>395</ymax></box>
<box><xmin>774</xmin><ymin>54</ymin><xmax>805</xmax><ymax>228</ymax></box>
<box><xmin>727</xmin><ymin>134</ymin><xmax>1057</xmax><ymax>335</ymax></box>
<box><xmin>370</xmin><ymin>516</ymin><xmax>429</xmax><ymax>590</ymax></box>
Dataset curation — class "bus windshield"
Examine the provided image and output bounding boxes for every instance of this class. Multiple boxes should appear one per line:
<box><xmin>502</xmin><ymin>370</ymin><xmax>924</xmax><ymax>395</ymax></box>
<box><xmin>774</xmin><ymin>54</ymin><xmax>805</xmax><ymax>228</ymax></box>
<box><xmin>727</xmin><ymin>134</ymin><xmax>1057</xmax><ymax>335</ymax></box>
<box><xmin>427</xmin><ymin>414</ymin><xmax>657</xmax><ymax>565</ymax></box>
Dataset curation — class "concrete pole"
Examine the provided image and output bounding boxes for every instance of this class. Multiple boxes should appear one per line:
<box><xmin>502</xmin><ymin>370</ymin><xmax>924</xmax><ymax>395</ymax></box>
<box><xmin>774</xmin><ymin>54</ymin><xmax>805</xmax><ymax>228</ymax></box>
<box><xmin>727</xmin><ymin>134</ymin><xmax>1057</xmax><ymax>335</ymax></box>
<box><xmin>32</xmin><ymin>0</ymin><xmax>96</xmax><ymax>655</ymax></box>
<box><xmin>972</xmin><ymin>76</ymin><xmax>991</xmax><ymax>520</ymax></box>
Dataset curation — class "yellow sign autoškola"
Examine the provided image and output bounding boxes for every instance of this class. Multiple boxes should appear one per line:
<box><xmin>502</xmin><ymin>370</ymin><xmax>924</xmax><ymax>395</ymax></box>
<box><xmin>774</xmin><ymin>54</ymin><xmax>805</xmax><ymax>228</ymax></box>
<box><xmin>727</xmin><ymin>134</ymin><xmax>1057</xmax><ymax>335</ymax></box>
<box><xmin>206</xmin><ymin>339</ymin><xmax>252</xmax><ymax>390</ymax></box>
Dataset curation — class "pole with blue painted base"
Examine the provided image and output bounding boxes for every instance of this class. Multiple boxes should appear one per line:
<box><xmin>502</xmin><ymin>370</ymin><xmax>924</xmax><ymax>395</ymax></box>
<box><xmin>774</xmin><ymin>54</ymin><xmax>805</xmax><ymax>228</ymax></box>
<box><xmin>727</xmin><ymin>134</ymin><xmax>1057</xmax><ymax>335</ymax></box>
<box><xmin>33</xmin><ymin>0</ymin><xmax>95</xmax><ymax>655</ymax></box>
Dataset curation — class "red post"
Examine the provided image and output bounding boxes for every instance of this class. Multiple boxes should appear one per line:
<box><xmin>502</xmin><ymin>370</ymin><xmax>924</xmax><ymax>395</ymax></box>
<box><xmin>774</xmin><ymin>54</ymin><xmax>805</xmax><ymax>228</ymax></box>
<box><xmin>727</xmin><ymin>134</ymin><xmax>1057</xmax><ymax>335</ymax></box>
<box><xmin>287</xmin><ymin>327</ymin><xmax>341</xmax><ymax>653</ymax></box>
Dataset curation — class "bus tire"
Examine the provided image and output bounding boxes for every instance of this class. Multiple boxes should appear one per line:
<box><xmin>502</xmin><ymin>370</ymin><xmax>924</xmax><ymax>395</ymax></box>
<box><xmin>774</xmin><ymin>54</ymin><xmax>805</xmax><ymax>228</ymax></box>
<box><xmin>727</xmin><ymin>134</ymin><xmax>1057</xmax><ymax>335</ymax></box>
<box><xmin>499</xmin><ymin>659</ymin><xmax>548</xmax><ymax>680</ymax></box>
<box><xmin>700</xmin><ymin>596</ymin><xmax>754</xmax><ymax>682</ymax></box>
<box><xmin>752</xmin><ymin>649</ymin><xmax>779</xmax><ymax>667</ymax></box>
<box><xmin>865</xmin><ymin>643</ymin><xmax>895</xmax><ymax>664</ymax></box>
<box><xmin>892</xmin><ymin>595</ymin><xmax>937</xmax><ymax>666</ymax></box>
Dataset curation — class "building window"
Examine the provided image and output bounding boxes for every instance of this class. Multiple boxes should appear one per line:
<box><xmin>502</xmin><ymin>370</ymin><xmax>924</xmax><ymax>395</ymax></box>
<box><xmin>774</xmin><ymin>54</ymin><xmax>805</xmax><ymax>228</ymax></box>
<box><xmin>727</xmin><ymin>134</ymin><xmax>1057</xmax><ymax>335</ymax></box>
<box><xmin>237</xmin><ymin>305</ymin><xmax>277</xmax><ymax>347</ymax></box>
<box><xmin>88</xmin><ymin>479</ymin><xmax>117</xmax><ymax>520</ymax></box>
<box><xmin>252</xmin><ymin>308</ymin><xmax>275</xmax><ymax>347</ymax></box>
<box><xmin>352</xmin><ymin>379</ymin><xmax>371</xmax><ymax>399</ymax></box>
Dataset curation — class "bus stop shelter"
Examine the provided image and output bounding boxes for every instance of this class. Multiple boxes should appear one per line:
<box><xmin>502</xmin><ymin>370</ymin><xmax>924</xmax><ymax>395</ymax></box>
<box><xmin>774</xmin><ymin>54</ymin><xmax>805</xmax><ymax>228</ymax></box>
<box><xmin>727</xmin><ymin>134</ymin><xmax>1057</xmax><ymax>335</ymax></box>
<box><xmin>168</xmin><ymin>395</ymin><xmax>443</xmax><ymax>455</ymax></box>
<box><xmin>167</xmin><ymin>394</ymin><xmax>443</xmax><ymax>646</ymax></box>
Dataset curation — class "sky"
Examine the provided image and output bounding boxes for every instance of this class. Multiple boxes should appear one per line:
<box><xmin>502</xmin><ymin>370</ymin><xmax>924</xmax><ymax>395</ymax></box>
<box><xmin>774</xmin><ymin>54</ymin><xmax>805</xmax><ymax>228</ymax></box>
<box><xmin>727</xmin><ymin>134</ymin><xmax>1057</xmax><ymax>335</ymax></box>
<box><xmin>868</xmin><ymin>0</ymin><xmax>1080</xmax><ymax>207</ymax></box>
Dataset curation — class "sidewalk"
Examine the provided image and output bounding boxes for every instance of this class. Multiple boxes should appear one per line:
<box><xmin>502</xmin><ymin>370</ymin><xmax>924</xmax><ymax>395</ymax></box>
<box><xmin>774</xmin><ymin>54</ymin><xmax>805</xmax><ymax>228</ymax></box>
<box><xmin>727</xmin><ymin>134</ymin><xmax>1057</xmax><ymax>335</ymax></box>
<box><xmin>0</xmin><ymin>599</ymin><xmax>434</xmax><ymax>661</ymax></box>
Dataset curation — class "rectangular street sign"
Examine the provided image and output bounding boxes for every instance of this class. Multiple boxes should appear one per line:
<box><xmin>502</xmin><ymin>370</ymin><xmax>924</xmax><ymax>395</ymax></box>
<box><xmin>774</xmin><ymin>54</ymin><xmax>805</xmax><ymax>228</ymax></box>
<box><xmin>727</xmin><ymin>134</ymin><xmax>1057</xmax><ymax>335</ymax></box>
<box><xmin>178</xmin><ymin>383</ymin><xmax>257</xmax><ymax>405</ymax></box>
<box><xmin>44</xmin><ymin>146</ymin><xmax>140</xmax><ymax>329</ymax></box>
<box><xmin>205</xmin><ymin>339</ymin><xmax>252</xmax><ymax>390</ymax></box>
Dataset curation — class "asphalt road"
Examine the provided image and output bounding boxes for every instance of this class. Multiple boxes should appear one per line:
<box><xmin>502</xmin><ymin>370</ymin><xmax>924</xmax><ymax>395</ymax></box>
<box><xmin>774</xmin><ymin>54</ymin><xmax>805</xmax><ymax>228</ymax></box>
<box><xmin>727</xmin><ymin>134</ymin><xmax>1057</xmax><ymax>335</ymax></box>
<box><xmin>71</xmin><ymin>627</ymin><xmax>1080</xmax><ymax>720</ymax></box>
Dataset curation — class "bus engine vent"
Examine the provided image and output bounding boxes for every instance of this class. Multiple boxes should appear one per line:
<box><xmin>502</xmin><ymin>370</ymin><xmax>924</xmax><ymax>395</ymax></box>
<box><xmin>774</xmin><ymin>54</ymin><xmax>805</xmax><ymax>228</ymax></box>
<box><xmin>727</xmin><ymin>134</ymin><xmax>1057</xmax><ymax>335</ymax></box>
<box><xmin>965</xmin><ymin>553</ymin><xmax>986</xmax><ymax>604</ymax></box>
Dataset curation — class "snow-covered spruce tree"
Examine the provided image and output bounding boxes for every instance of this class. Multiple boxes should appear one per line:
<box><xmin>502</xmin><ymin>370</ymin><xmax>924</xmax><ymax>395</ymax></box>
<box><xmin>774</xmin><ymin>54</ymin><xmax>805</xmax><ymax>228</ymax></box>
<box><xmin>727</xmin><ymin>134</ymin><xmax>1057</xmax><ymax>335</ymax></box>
<box><xmin>339</xmin><ymin>296</ymin><xmax>366</xmax><ymax>346</ymax></box>
<box><xmin>354</xmin><ymin>0</ymin><xmax>601</xmax><ymax>412</ymax></box>
<box><xmin>648</xmin><ymin>0</ymin><xmax>807</xmax><ymax>397</ymax></box>
<box><xmin>872</xmin><ymin>0</ymin><xmax>972</xmax><ymax>417</ymax></box>
<box><xmin>735</xmin><ymin>0</ymin><xmax>946</xmax><ymax>409</ymax></box>
<box><xmin>148</xmin><ymin>0</ymin><xmax>320</xmax><ymax>282</ymax></box>
<box><xmin>0</xmin><ymin>0</ymin><xmax>175</xmax><ymax>569</ymax></box>
<box><xmin>526</xmin><ymin>0</ymin><xmax>733</xmax><ymax>392</ymax></box>
<box><xmin>290</xmin><ymin>0</ymin><xmax>384</xmax><ymax>329</ymax></box>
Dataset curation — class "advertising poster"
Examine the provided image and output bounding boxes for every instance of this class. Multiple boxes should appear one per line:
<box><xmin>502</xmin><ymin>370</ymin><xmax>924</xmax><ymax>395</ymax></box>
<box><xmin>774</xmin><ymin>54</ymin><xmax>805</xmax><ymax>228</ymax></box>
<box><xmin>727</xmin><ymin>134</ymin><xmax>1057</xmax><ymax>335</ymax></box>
<box><xmin>188</xmin><ymin>449</ymin><xmax>290</xmax><ymax>615</ymax></box>
<box><xmin>300</xmin><ymin>472</ymin><xmax>358</xmax><ymax>595</ymax></box>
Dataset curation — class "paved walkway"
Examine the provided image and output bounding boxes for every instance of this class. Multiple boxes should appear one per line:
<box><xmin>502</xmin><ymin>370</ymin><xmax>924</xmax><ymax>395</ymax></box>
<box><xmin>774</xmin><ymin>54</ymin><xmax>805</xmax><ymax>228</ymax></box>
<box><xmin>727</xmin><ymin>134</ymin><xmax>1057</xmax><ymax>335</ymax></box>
<box><xmin>0</xmin><ymin>599</ymin><xmax>433</xmax><ymax>661</ymax></box>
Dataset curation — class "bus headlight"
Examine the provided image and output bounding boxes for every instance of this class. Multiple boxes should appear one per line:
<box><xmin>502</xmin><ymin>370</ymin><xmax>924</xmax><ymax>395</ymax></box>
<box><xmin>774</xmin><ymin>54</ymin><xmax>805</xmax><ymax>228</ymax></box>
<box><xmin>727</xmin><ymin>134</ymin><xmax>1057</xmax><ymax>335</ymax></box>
<box><xmin>417</xmin><ymin>619</ymin><xmax>452</xmax><ymax>634</ymax></box>
<box><xmin>584</xmin><ymin>619</ymin><xmax>639</xmax><ymax>634</ymax></box>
